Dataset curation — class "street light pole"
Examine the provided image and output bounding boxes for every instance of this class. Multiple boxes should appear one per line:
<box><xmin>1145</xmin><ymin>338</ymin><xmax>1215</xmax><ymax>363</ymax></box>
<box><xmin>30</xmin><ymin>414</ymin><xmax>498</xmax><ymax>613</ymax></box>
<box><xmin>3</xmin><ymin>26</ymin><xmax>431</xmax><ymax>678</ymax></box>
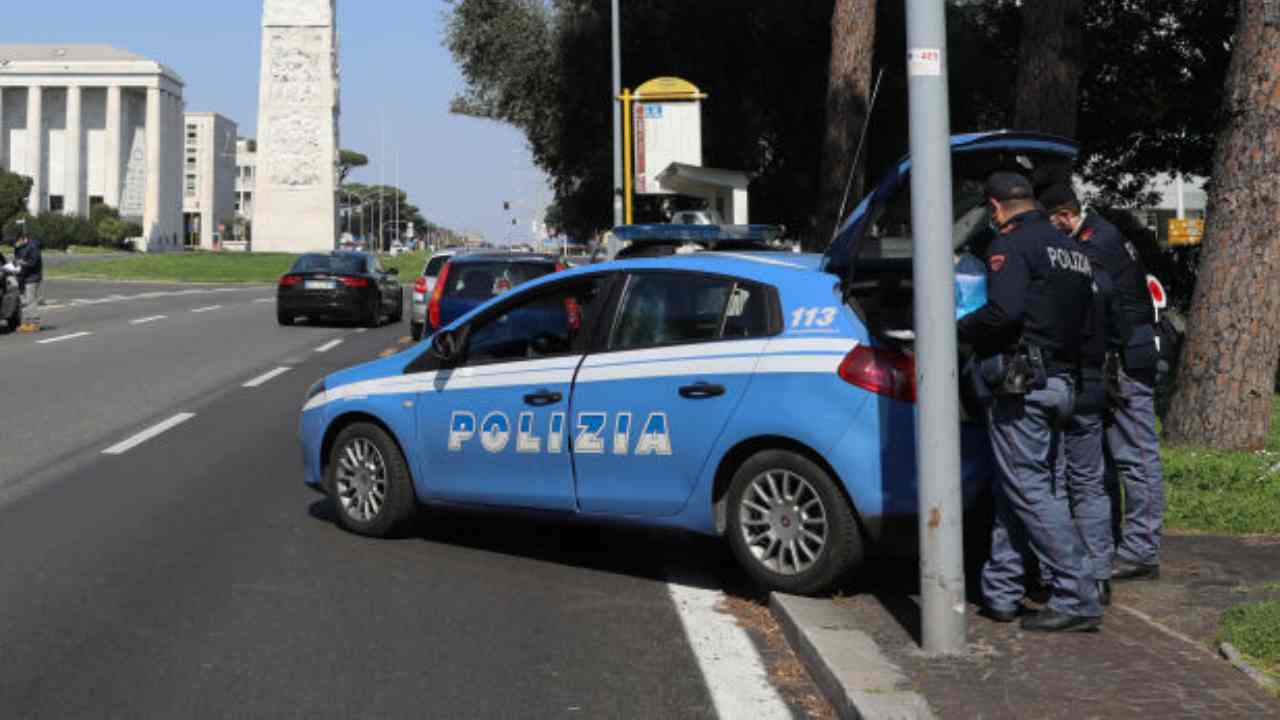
<box><xmin>611</xmin><ymin>0</ymin><xmax>623</xmax><ymax>229</ymax></box>
<box><xmin>906</xmin><ymin>0</ymin><xmax>966</xmax><ymax>654</ymax></box>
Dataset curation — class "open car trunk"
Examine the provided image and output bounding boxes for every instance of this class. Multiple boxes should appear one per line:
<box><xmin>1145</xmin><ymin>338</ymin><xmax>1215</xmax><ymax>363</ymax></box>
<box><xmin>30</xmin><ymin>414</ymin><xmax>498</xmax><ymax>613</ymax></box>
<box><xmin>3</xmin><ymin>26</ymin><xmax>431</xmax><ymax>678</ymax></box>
<box><xmin>825</xmin><ymin>132</ymin><xmax>1081</xmax><ymax>350</ymax></box>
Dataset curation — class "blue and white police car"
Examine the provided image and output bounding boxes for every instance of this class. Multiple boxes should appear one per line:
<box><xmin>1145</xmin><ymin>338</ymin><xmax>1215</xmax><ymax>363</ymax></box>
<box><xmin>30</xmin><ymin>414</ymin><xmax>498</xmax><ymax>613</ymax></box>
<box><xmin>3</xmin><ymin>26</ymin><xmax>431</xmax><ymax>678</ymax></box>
<box><xmin>299</xmin><ymin>131</ymin><xmax>1080</xmax><ymax>594</ymax></box>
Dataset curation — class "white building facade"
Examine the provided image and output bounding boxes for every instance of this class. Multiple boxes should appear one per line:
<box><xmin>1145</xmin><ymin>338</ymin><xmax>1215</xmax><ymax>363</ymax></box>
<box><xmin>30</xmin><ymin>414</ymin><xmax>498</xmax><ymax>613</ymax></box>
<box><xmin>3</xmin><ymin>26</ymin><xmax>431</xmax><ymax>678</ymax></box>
<box><xmin>182</xmin><ymin>112</ymin><xmax>237</xmax><ymax>249</ymax></box>
<box><xmin>235</xmin><ymin>137</ymin><xmax>256</xmax><ymax>225</ymax></box>
<box><xmin>0</xmin><ymin>44</ymin><xmax>184</xmax><ymax>250</ymax></box>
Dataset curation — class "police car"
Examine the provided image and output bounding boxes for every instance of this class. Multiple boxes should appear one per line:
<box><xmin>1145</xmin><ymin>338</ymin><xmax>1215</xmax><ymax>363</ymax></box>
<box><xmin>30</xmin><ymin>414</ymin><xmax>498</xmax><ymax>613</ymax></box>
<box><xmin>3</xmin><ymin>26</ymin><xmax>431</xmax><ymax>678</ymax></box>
<box><xmin>298</xmin><ymin>131</ymin><xmax>1088</xmax><ymax>594</ymax></box>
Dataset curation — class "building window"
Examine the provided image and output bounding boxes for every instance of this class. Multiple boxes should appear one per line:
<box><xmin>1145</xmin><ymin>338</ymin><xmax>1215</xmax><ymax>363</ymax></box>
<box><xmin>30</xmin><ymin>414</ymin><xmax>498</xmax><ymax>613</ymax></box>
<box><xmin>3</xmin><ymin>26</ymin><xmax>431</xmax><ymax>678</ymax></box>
<box><xmin>89</xmin><ymin>195</ymin><xmax>104</xmax><ymax>208</ymax></box>
<box><xmin>49</xmin><ymin>195</ymin><xmax>65</xmax><ymax>213</ymax></box>
<box><xmin>185</xmin><ymin>175</ymin><xmax>197</xmax><ymax>197</ymax></box>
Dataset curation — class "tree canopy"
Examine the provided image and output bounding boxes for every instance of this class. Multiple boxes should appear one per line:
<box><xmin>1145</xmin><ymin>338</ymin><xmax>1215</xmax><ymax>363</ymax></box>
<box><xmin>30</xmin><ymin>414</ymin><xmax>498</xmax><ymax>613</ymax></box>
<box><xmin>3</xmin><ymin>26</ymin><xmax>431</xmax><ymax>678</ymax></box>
<box><xmin>338</xmin><ymin>149</ymin><xmax>370</xmax><ymax>185</ymax></box>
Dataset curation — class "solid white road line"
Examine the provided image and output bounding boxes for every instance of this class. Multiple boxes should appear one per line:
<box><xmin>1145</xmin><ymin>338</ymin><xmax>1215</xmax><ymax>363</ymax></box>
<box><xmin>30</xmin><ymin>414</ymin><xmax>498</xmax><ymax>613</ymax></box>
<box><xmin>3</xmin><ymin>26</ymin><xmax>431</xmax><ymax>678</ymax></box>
<box><xmin>243</xmin><ymin>366</ymin><xmax>292</xmax><ymax>388</ymax></box>
<box><xmin>191</xmin><ymin>305</ymin><xmax>222</xmax><ymax>313</ymax></box>
<box><xmin>37</xmin><ymin>332</ymin><xmax>92</xmax><ymax>345</ymax></box>
<box><xmin>102</xmin><ymin>413</ymin><xmax>196</xmax><ymax>456</ymax></box>
<box><xmin>666</xmin><ymin>582</ymin><xmax>792</xmax><ymax>720</ymax></box>
<box><xmin>130</xmin><ymin>315</ymin><xmax>167</xmax><ymax>325</ymax></box>
<box><xmin>315</xmin><ymin>339</ymin><xmax>343</xmax><ymax>353</ymax></box>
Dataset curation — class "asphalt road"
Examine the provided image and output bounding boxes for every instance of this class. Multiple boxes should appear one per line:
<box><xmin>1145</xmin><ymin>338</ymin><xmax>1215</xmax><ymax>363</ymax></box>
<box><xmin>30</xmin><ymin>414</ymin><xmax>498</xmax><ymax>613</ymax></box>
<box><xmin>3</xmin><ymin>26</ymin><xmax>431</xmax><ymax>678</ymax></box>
<box><xmin>0</xmin><ymin>280</ymin><xmax>818</xmax><ymax>718</ymax></box>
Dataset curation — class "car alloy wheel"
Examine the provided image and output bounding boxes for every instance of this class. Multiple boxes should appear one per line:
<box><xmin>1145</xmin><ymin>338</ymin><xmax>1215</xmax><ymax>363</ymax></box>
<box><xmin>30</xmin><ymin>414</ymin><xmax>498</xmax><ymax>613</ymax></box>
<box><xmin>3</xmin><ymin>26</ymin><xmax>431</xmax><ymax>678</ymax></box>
<box><xmin>334</xmin><ymin>437</ymin><xmax>388</xmax><ymax>523</ymax></box>
<box><xmin>738</xmin><ymin>468</ymin><xmax>828</xmax><ymax>576</ymax></box>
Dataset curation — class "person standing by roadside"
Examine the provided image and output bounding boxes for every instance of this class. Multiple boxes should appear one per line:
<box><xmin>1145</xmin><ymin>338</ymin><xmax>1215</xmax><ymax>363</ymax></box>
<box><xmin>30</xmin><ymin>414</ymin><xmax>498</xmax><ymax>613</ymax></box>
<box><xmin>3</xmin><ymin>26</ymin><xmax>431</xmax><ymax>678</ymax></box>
<box><xmin>1041</xmin><ymin>185</ymin><xmax>1165</xmax><ymax>582</ymax></box>
<box><xmin>14</xmin><ymin>228</ymin><xmax>43</xmax><ymax>333</ymax></box>
<box><xmin>960</xmin><ymin>172</ymin><xmax>1103</xmax><ymax>632</ymax></box>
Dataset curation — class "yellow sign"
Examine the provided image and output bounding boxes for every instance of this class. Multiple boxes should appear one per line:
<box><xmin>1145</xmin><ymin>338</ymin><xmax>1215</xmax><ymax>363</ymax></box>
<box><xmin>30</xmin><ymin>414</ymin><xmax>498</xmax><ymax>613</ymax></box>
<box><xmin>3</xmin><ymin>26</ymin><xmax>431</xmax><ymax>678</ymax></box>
<box><xmin>1168</xmin><ymin>218</ymin><xmax>1204</xmax><ymax>247</ymax></box>
<box><xmin>634</xmin><ymin>76</ymin><xmax>706</xmax><ymax>101</ymax></box>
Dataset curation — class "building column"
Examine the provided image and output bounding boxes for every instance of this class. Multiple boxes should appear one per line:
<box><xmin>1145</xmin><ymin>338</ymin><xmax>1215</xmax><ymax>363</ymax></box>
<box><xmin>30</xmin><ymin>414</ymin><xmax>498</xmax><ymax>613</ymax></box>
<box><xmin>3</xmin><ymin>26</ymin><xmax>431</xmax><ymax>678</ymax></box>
<box><xmin>65</xmin><ymin>85</ymin><xmax>84</xmax><ymax>215</ymax></box>
<box><xmin>104</xmin><ymin>85</ymin><xmax>122</xmax><ymax>209</ymax></box>
<box><xmin>143</xmin><ymin>86</ymin><xmax>161</xmax><ymax>249</ymax></box>
<box><xmin>0</xmin><ymin>89</ymin><xmax>8</xmax><ymax>170</ymax></box>
<box><xmin>26</xmin><ymin>85</ymin><xmax>43</xmax><ymax>215</ymax></box>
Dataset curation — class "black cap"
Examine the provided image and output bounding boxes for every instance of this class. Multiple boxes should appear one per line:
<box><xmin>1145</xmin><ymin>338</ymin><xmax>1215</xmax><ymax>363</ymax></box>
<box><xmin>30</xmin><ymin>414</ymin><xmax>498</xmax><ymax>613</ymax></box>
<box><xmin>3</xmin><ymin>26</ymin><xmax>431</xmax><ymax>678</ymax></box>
<box><xmin>984</xmin><ymin>172</ymin><xmax>1035</xmax><ymax>202</ymax></box>
<box><xmin>1038</xmin><ymin>183</ymin><xmax>1080</xmax><ymax>213</ymax></box>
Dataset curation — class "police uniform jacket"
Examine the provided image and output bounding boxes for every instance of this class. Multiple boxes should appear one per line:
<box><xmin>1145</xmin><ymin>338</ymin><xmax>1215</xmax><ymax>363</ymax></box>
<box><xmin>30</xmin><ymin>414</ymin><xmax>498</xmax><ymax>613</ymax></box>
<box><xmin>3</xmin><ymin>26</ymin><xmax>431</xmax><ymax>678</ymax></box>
<box><xmin>15</xmin><ymin>238</ymin><xmax>42</xmax><ymax>285</ymax></box>
<box><xmin>1075</xmin><ymin>214</ymin><xmax>1156</xmax><ymax>371</ymax></box>
<box><xmin>957</xmin><ymin>210</ymin><xmax>1095</xmax><ymax>366</ymax></box>
<box><xmin>1076</xmin><ymin>268</ymin><xmax>1128</xmax><ymax>414</ymax></box>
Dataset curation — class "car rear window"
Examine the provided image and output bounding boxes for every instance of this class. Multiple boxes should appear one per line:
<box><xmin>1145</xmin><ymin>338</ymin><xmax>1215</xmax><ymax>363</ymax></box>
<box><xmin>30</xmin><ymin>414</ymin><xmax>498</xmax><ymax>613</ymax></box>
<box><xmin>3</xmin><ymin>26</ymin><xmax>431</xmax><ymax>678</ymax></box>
<box><xmin>442</xmin><ymin>262</ymin><xmax>554</xmax><ymax>300</ymax></box>
<box><xmin>291</xmin><ymin>254</ymin><xmax>365</xmax><ymax>275</ymax></box>
<box><xmin>423</xmin><ymin>255</ymin><xmax>450</xmax><ymax>277</ymax></box>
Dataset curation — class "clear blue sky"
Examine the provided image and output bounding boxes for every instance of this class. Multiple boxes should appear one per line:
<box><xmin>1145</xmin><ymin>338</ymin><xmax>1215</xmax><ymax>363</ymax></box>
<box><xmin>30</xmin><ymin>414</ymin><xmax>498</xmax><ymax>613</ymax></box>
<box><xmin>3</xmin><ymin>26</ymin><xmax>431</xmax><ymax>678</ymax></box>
<box><xmin>8</xmin><ymin>0</ymin><xmax>550</xmax><ymax>243</ymax></box>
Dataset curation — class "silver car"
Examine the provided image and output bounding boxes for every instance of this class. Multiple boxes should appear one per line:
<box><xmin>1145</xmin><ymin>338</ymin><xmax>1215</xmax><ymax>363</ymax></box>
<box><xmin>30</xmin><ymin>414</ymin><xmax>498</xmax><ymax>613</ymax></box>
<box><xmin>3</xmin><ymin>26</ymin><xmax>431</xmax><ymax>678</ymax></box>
<box><xmin>0</xmin><ymin>268</ymin><xmax>20</xmax><ymax>333</ymax></box>
<box><xmin>410</xmin><ymin>250</ymin><xmax>455</xmax><ymax>340</ymax></box>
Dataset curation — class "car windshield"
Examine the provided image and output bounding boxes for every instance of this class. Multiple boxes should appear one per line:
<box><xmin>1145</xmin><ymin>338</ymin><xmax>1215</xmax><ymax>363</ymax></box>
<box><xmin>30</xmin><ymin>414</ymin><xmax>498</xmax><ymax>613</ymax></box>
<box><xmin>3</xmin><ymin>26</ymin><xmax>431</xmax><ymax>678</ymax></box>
<box><xmin>291</xmin><ymin>254</ymin><xmax>365</xmax><ymax>274</ymax></box>
<box><xmin>442</xmin><ymin>261</ymin><xmax>554</xmax><ymax>300</ymax></box>
<box><xmin>423</xmin><ymin>255</ymin><xmax>450</xmax><ymax>277</ymax></box>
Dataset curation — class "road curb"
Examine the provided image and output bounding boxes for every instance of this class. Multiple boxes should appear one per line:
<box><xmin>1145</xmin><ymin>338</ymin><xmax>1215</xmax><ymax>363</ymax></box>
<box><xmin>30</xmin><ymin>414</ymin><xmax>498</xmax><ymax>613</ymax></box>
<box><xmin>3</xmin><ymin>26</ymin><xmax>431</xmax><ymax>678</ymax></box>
<box><xmin>1220</xmin><ymin>642</ymin><xmax>1280</xmax><ymax>694</ymax></box>
<box><xmin>769</xmin><ymin>593</ymin><xmax>936</xmax><ymax>720</ymax></box>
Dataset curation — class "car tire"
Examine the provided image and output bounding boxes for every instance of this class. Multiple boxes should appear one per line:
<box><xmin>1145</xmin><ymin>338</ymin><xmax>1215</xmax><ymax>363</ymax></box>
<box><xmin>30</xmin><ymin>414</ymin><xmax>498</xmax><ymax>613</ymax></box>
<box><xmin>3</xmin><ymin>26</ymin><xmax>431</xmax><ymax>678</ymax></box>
<box><xmin>1</xmin><ymin>299</ymin><xmax>18</xmax><ymax>334</ymax></box>
<box><xmin>326</xmin><ymin>422</ymin><xmax>417</xmax><ymax>537</ymax></box>
<box><xmin>410</xmin><ymin>321</ymin><xmax>424</xmax><ymax>341</ymax></box>
<box><xmin>277</xmin><ymin>308</ymin><xmax>293</xmax><ymax>326</ymax></box>
<box><xmin>365</xmin><ymin>298</ymin><xmax>381</xmax><ymax>328</ymax></box>
<box><xmin>726</xmin><ymin>449</ymin><xmax>862</xmax><ymax>595</ymax></box>
<box><xmin>392</xmin><ymin>292</ymin><xmax>404</xmax><ymax>322</ymax></box>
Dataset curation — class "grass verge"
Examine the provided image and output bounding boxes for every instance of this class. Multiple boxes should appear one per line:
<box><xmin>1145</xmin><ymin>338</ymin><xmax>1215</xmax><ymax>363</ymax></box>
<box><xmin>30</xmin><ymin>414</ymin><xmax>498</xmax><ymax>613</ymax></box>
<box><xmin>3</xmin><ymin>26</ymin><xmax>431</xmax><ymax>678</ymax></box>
<box><xmin>1220</xmin><ymin>601</ymin><xmax>1280</xmax><ymax>688</ymax></box>
<box><xmin>1163</xmin><ymin>398</ymin><xmax>1280</xmax><ymax>535</ymax></box>
<box><xmin>44</xmin><ymin>249</ymin><xmax>429</xmax><ymax>284</ymax></box>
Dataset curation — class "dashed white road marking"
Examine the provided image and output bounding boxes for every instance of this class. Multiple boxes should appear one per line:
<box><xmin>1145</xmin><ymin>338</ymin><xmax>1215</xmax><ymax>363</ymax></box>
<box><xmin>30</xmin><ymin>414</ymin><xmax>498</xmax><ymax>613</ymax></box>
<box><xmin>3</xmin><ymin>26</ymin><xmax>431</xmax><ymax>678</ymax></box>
<box><xmin>37</xmin><ymin>331</ymin><xmax>92</xmax><ymax>345</ymax></box>
<box><xmin>191</xmin><ymin>305</ymin><xmax>222</xmax><ymax>313</ymax></box>
<box><xmin>315</xmin><ymin>339</ymin><xmax>343</xmax><ymax>353</ymax></box>
<box><xmin>243</xmin><ymin>366</ymin><xmax>292</xmax><ymax>388</ymax></box>
<box><xmin>130</xmin><ymin>315</ymin><xmax>167</xmax><ymax>325</ymax></box>
<box><xmin>355</xmin><ymin>328</ymin><xmax>368</xmax><ymax>334</ymax></box>
<box><xmin>666</xmin><ymin>582</ymin><xmax>792</xmax><ymax>720</ymax></box>
<box><xmin>254</xmin><ymin>298</ymin><xmax>274</xmax><ymax>304</ymax></box>
<box><xmin>102</xmin><ymin>413</ymin><xmax>196</xmax><ymax>455</ymax></box>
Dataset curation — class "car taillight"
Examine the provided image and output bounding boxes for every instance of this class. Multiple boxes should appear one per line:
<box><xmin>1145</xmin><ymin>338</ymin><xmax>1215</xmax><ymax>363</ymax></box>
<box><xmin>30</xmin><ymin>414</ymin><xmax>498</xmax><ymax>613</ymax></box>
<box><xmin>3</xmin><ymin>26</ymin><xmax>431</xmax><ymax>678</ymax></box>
<box><xmin>429</xmin><ymin>261</ymin><xmax>452</xmax><ymax>328</ymax></box>
<box><xmin>338</xmin><ymin>276</ymin><xmax>369</xmax><ymax>288</ymax></box>
<box><xmin>838</xmin><ymin>345</ymin><xmax>917</xmax><ymax>403</ymax></box>
<box><xmin>279</xmin><ymin>274</ymin><xmax>302</xmax><ymax>287</ymax></box>
<box><xmin>555</xmin><ymin>262</ymin><xmax>567</xmax><ymax>272</ymax></box>
<box><xmin>414</xmin><ymin>276</ymin><xmax>428</xmax><ymax>294</ymax></box>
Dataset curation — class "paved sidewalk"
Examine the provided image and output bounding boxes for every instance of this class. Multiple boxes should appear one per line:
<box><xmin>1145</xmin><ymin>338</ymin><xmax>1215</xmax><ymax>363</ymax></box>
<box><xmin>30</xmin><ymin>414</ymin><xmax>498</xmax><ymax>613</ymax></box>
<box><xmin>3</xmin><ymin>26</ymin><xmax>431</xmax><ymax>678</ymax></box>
<box><xmin>777</xmin><ymin>533</ymin><xmax>1280</xmax><ymax>719</ymax></box>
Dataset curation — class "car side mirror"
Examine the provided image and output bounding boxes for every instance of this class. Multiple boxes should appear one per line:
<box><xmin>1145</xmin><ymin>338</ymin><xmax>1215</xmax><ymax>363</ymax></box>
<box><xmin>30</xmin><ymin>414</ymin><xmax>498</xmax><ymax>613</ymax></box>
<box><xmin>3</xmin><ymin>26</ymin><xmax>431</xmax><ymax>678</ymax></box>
<box><xmin>430</xmin><ymin>329</ymin><xmax>461</xmax><ymax>364</ymax></box>
<box><xmin>387</xmin><ymin>267</ymin><xmax>400</xmax><ymax>276</ymax></box>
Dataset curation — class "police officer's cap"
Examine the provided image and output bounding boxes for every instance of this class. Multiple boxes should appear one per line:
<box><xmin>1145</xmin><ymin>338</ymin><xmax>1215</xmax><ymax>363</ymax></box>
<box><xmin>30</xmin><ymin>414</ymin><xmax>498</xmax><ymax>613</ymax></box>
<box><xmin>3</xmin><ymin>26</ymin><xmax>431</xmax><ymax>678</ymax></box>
<box><xmin>1038</xmin><ymin>183</ymin><xmax>1080</xmax><ymax>213</ymax></box>
<box><xmin>984</xmin><ymin>172</ymin><xmax>1035</xmax><ymax>202</ymax></box>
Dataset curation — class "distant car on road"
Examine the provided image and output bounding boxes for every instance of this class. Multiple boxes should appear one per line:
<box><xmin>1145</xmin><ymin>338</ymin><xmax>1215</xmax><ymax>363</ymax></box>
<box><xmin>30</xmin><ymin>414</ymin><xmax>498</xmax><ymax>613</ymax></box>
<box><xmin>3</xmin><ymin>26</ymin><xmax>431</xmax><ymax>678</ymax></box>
<box><xmin>422</xmin><ymin>253</ymin><xmax>562</xmax><ymax>335</ymax></box>
<box><xmin>410</xmin><ymin>250</ymin><xmax>457</xmax><ymax>341</ymax></box>
<box><xmin>613</xmin><ymin>224</ymin><xmax>786</xmax><ymax>259</ymax></box>
<box><xmin>277</xmin><ymin>251</ymin><xmax>404</xmax><ymax>327</ymax></box>
<box><xmin>388</xmin><ymin>242</ymin><xmax>410</xmax><ymax>257</ymax></box>
<box><xmin>669</xmin><ymin>209</ymin><xmax>724</xmax><ymax>225</ymax></box>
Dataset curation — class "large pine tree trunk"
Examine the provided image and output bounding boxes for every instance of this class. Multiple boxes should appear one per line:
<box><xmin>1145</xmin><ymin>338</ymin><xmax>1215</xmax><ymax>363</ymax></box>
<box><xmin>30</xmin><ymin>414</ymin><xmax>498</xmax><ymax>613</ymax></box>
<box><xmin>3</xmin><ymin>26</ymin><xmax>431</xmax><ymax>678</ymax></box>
<box><xmin>1165</xmin><ymin>2</ymin><xmax>1280</xmax><ymax>450</ymax></box>
<box><xmin>1012</xmin><ymin>0</ymin><xmax>1083</xmax><ymax>139</ymax></box>
<box><xmin>812</xmin><ymin>0</ymin><xmax>877</xmax><ymax>251</ymax></box>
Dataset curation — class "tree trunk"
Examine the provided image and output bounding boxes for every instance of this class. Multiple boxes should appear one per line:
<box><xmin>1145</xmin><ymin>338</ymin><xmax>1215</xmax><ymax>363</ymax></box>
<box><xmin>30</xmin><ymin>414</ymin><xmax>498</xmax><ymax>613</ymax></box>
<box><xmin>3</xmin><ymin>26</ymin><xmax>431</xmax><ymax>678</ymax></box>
<box><xmin>1165</xmin><ymin>2</ymin><xmax>1280</xmax><ymax>450</ymax></box>
<box><xmin>812</xmin><ymin>0</ymin><xmax>877</xmax><ymax>251</ymax></box>
<box><xmin>1012</xmin><ymin>0</ymin><xmax>1084</xmax><ymax>140</ymax></box>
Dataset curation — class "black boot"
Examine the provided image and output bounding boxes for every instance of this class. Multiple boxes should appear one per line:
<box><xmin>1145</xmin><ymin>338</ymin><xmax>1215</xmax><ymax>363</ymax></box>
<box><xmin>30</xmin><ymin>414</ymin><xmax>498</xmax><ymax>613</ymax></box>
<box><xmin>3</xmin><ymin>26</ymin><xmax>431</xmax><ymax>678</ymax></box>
<box><xmin>1020</xmin><ymin>609</ymin><xmax>1101</xmax><ymax>633</ymax></box>
<box><xmin>1112</xmin><ymin>560</ymin><xmax>1159</xmax><ymax>581</ymax></box>
<box><xmin>1098</xmin><ymin>580</ymin><xmax>1112</xmax><ymax>607</ymax></box>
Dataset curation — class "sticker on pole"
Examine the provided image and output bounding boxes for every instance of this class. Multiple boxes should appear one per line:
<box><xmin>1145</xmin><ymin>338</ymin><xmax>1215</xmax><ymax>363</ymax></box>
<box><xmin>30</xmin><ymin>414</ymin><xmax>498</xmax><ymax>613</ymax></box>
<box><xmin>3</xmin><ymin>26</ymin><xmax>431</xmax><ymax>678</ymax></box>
<box><xmin>907</xmin><ymin>48</ymin><xmax>943</xmax><ymax>77</ymax></box>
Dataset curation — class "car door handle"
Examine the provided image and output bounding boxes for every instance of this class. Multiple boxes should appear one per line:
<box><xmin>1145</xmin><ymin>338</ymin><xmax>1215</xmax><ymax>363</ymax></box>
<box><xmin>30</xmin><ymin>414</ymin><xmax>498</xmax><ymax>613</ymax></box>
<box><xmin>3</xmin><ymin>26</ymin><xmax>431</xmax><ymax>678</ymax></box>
<box><xmin>679</xmin><ymin>382</ymin><xmax>726</xmax><ymax>399</ymax></box>
<box><xmin>523</xmin><ymin>390</ymin><xmax>563</xmax><ymax>406</ymax></box>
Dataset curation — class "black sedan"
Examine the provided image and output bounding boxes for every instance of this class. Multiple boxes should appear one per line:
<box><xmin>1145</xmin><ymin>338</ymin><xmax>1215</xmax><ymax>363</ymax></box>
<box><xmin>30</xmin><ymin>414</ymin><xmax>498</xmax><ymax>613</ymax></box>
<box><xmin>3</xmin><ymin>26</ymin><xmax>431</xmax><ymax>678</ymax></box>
<box><xmin>277</xmin><ymin>252</ymin><xmax>403</xmax><ymax>327</ymax></box>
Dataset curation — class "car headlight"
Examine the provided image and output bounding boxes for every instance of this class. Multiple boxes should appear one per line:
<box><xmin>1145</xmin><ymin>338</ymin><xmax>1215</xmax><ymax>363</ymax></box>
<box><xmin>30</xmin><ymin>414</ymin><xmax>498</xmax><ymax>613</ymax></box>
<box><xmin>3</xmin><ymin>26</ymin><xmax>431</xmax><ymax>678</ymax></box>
<box><xmin>304</xmin><ymin>378</ymin><xmax>327</xmax><ymax>406</ymax></box>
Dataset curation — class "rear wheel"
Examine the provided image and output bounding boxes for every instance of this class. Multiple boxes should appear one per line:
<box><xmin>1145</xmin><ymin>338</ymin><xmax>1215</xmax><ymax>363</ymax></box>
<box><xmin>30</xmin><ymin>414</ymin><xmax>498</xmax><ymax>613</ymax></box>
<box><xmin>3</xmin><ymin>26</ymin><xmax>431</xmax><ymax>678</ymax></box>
<box><xmin>391</xmin><ymin>291</ymin><xmax>404</xmax><ymax>322</ymax></box>
<box><xmin>0</xmin><ymin>297</ymin><xmax>18</xmax><ymax>334</ymax></box>
<box><xmin>364</xmin><ymin>299</ymin><xmax>381</xmax><ymax>327</ymax></box>
<box><xmin>276</xmin><ymin>308</ymin><xmax>293</xmax><ymax>326</ymax></box>
<box><xmin>726</xmin><ymin>450</ymin><xmax>862</xmax><ymax>595</ymax></box>
<box><xmin>326</xmin><ymin>422</ymin><xmax>417</xmax><ymax>537</ymax></box>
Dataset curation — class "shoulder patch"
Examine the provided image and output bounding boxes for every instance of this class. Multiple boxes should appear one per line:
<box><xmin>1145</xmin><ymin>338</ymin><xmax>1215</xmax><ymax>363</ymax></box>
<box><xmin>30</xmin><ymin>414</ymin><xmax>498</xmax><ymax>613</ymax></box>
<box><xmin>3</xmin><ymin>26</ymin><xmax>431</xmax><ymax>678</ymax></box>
<box><xmin>1080</xmin><ymin>227</ymin><xmax>1095</xmax><ymax>242</ymax></box>
<box><xmin>989</xmin><ymin>254</ymin><xmax>1007</xmax><ymax>272</ymax></box>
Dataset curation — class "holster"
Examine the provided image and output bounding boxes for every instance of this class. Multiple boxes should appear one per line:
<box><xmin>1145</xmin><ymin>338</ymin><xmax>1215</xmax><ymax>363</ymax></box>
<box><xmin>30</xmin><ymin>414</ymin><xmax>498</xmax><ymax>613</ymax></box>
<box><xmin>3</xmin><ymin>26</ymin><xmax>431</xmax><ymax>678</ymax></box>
<box><xmin>1105</xmin><ymin>352</ymin><xmax>1127</xmax><ymax>407</ymax></box>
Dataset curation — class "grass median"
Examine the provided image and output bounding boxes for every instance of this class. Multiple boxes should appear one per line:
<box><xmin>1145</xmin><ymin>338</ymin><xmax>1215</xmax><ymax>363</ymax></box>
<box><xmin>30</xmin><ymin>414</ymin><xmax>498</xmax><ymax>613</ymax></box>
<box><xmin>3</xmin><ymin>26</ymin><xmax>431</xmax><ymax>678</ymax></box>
<box><xmin>45</xmin><ymin>249</ymin><xmax>429</xmax><ymax>284</ymax></box>
<box><xmin>1163</xmin><ymin>397</ymin><xmax>1280</xmax><ymax>535</ymax></box>
<box><xmin>1220</xmin><ymin>600</ymin><xmax>1280</xmax><ymax>691</ymax></box>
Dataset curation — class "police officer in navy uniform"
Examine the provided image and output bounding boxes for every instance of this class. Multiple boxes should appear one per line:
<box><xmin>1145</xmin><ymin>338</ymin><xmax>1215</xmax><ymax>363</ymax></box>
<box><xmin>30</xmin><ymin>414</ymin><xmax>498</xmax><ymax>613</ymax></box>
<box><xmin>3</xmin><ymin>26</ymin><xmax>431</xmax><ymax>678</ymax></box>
<box><xmin>1041</xmin><ymin>185</ymin><xmax>1165</xmax><ymax>582</ymax></box>
<box><xmin>1054</xmin><ymin>250</ymin><xmax>1130</xmax><ymax>607</ymax></box>
<box><xmin>960</xmin><ymin>172</ymin><xmax>1103</xmax><ymax>632</ymax></box>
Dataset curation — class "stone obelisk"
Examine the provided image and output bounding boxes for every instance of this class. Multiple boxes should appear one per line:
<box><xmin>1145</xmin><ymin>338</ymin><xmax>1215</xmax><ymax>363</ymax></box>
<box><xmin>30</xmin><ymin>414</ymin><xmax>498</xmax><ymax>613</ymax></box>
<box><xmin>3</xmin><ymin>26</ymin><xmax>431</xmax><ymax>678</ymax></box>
<box><xmin>253</xmin><ymin>0</ymin><xmax>340</xmax><ymax>252</ymax></box>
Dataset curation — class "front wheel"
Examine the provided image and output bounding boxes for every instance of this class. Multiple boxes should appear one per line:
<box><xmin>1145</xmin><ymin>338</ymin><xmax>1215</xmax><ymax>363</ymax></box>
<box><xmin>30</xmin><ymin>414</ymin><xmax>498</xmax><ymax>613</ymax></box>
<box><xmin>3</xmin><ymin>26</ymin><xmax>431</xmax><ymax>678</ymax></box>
<box><xmin>326</xmin><ymin>422</ymin><xmax>417</xmax><ymax>537</ymax></box>
<box><xmin>726</xmin><ymin>450</ymin><xmax>862</xmax><ymax>595</ymax></box>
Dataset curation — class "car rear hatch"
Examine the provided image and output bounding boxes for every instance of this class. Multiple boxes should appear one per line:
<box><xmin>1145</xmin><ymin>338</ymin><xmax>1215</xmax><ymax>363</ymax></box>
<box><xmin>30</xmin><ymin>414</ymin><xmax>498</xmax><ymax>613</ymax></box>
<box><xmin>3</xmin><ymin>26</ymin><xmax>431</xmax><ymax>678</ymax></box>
<box><xmin>821</xmin><ymin>131</ymin><xmax>1079</xmax><ymax>344</ymax></box>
